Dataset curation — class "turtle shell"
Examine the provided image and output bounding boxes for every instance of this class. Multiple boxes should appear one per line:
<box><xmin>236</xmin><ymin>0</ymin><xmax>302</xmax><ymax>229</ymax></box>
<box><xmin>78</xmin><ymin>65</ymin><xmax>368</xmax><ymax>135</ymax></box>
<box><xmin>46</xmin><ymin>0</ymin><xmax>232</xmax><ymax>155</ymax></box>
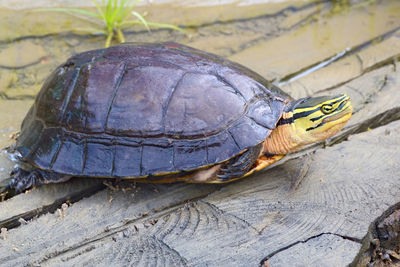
<box><xmin>16</xmin><ymin>42</ymin><xmax>291</xmax><ymax>178</ymax></box>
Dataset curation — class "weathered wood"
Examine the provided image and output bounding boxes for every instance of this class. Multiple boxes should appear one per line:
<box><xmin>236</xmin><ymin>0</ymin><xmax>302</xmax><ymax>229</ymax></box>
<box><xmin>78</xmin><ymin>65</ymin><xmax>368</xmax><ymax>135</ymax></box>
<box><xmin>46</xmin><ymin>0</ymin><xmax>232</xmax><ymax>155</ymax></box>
<box><xmin>0</xmin><ymin>0</ymin><xmax>312</xmax><ymax>41</ymax></box>
<box><xmin>267</xmin><ymin>234</ymin><xmax>361</xmax><ymax>266</ymax></box>
<box><xmin>229</xmin><ymin>0</ymin><xmax>400</xmax><ymax>81</ymax></box>
<box><xmin>0</xmin><ymin>1</ymin><xmax>399</xmax><ymax>266</ymax></box>
<box><xmin>281</xmin><ymin>27</ymin><xmax>400</xmax><ymax>99</ymax></box>
<box><xmin>2</xmin><ymin>118</ymin><xmax>398</xmax><ymax>266</ymax></box>
<box><xmin>0</xmin><ymin>0</ymin><xmax>330</xmax><ymax>218</ymax></box>
<box><xmin>0</xmin><ymin>177</ymin><xmax>105</xmax><ymax>229</ymax></box>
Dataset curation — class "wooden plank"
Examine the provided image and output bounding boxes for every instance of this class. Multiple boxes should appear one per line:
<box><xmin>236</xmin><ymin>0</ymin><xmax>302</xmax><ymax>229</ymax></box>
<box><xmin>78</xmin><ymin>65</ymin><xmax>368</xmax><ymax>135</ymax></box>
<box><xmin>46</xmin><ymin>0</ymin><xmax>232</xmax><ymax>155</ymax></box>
<box><xmin>0</xmin><ymin>1</ymin><xmax>326</xmax><ymax>244</ymax></box>
<box><xmin>1</xmin><ymin>56</ymin><xmax>400</xmax><ymax>264</ymax></box>
<box><xmin>0</xmin><ymin>0</ymin><xmax>313</xmax><ymax>41</ymax></box>
<box><xmin>0</xmin><ymin>182</ymin><xmax>219</xmax><ymax>266</ymax></box>
<box><xmin>281</xmin><ymin>27</ymin><xmax>400</xmax><ymax>99</ymax></box>
<box><xmin>0</xmin><ymin>178</ymin><xmax>105</xmax><ymax>229</ymax></box>
<box><xmin>7</xmin><ymin>119</ymin><xmax>399</xmax><ymax>266</ymax></box>
<box><xmin>266</xmin><ymin>234</ymin><xmax>361</xmax><ymax>266</ymax></box>
<box><xmin>229</xmin><ymin>0</ymin><xmax>400</xmax><ymax>81</ymax></box>
<box><xmin>0</xmin><ymin>2</ymin><xmax>399</xmax><ymax>266</ymax></box>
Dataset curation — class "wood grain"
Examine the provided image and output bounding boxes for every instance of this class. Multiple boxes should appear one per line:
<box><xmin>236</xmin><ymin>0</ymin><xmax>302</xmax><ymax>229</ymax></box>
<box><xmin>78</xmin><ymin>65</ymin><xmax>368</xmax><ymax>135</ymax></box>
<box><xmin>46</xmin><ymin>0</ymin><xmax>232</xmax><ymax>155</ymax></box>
<box><xmin>0</xmin><ymin>1</ymin><xmax>400</xmax><ymax>266</ymax></box>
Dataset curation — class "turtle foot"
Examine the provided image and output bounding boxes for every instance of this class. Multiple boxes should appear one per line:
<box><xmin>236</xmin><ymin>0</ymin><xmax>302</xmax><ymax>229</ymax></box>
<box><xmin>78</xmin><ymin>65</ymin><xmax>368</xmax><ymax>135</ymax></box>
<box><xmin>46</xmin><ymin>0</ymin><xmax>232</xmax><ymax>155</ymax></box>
<box><xmin>9</xmin><ymin>167</ymin><xmax>72</xmax><ymax>192</ymax></box>
<box><xmin>9</xmin><ymin>167</ymin><xmax>41</xmax><ymax>192</ymax></box>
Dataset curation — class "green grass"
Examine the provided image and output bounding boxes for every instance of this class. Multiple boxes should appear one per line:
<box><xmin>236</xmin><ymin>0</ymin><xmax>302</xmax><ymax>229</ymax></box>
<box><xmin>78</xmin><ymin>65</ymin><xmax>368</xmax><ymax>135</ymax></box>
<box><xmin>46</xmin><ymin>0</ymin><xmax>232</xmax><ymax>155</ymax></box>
<box><xmin>38</xmin><ymin>0</ymin><xmax>184</xmax><ymax>47</ymax></box>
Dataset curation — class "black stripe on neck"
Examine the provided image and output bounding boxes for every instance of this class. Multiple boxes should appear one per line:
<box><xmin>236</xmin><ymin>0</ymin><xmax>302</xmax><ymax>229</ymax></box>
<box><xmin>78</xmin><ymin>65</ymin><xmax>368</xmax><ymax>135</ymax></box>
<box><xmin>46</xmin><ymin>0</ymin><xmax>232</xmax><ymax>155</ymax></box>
<box><xmin>293</xmin><ymin>106</ymin><xmax>320</xmax><ymax>120</ymax></box>
<box><xmin>306</xmin><ymin>121</ymin><xmax>325</xmax><ymax>131</ymax></box>
<box><xmin>277</xmin><ymin>116</ymin><xmax>293</xmax><ymax>126</ymax></box>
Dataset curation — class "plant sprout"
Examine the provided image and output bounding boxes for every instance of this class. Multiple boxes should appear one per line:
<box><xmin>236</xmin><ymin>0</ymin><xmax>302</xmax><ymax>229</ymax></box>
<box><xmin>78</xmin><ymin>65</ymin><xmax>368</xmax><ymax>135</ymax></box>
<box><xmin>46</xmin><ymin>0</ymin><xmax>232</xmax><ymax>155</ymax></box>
<box><xmin>39</xmin><ymin>0</ymin><xmax>184</xmax><ymax>47</ymax></box>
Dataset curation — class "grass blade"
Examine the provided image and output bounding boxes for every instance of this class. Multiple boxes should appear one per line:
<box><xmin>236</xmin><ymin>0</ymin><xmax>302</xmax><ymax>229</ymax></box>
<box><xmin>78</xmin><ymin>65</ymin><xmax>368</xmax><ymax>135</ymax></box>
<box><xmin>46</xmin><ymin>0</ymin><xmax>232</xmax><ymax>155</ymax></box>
<box><xmin>116</xmin><ymin>0</ymin><xmax>138</xmax><ymax>23</ymax></box>
<box><xmin>131</xmin><ymin>11</ymin><xmax>150</xmax><ymax>31</ymax></box>
<box><xmin>105</xmin><ymin>30</ymin><xmax>114</xmax><ymax>48</ymax></box>
<box><xmin>91</xmin><ymin>0</ymin><xmax>106</xmax><ymax>22</ymax></box>
<box><xmin>116</xmin><ymin>28</ymin><xmax>125</xmax><ymax>43</ymax></box>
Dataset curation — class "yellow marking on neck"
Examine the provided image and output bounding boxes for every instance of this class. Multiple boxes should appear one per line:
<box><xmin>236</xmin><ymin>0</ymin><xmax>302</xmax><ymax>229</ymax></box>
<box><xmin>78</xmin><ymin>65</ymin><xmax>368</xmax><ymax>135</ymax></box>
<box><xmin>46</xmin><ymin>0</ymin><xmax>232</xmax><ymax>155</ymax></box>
<box><xmin>264</xmin><ymin>94</ymin><xmax>352</xmax><ymax>155</ymax></box>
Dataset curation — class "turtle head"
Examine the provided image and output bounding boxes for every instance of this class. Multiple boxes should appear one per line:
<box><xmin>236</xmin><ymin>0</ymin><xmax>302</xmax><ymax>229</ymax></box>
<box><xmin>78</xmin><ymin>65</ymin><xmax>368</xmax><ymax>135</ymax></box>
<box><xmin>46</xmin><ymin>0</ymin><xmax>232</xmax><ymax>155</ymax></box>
<box><xmin>256</xmin><ymin>94</ymin><xmax>352</xmax><ymax>155</ymax></box>
<box><xmin>290</xmin><ymin>94</ymin><xmax>352</xmax><ymax>143</ymax></box>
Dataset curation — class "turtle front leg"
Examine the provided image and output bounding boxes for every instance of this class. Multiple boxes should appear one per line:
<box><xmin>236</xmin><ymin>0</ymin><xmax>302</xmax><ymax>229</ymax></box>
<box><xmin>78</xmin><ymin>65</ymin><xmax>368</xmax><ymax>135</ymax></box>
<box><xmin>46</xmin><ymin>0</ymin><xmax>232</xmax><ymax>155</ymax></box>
<box><xmin>242</xmin><ymin>154</ymin><xmax>285</xmax><ymax>178</ymax></box>
<box><xmin>216</xmin><ymin>143</ymin><xmax>263</xmax><ymax>183</ymax></box>
<box><xmin>9</xmin><ymin>167</ymin><xmax>72</xmax><ymax>192</ymax></box>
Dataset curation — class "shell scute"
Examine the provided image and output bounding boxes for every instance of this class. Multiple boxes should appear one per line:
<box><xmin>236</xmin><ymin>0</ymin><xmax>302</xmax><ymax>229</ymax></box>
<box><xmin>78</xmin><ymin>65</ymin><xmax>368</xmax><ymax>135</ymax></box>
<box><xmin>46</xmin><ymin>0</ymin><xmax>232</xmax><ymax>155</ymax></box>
<box><xmin>83</xmin><ymin>142</ymin><xmax>114</xmax><ymax>177</ymax></box>
<box><xmin>106</xmin><ymin>65</ymin><xmax>184</xmax><ymax>136</ymax></box>
<box><xmin>113</xmin><ymin>144</ymin><xmax>141</xmax><ymax>177</ymax></box>
<box><xmin>52</xmin><ymin>137</ymin><xmax>84</xmax><ymax>174</ymax></box>
<box><xmin>173</xmin><ymin>139</ymin><xmax>208</xmax><ymax>171</ymax></box>
<box><xmin>63</xmin><ymin>59</ymin><xmax>126</xmax><ymax>133</ymax></box>
<box><xmin>141</xmin><ymin>145</ymin><xmax>175</xmax><ymax>175</ymax></box>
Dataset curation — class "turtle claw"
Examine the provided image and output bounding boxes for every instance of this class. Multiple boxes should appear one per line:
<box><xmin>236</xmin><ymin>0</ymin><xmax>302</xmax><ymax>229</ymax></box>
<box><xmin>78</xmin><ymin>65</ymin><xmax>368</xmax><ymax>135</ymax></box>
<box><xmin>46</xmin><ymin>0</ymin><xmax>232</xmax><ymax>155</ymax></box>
<box><xmin>217</xmin><ymin>170</ymin><xmax>246</xmax><ymax>182</ymax></box>
<box><xmin>9</xmin><ymin>169</ymin><xmax>38</xmax><ymax>193</ymax></box>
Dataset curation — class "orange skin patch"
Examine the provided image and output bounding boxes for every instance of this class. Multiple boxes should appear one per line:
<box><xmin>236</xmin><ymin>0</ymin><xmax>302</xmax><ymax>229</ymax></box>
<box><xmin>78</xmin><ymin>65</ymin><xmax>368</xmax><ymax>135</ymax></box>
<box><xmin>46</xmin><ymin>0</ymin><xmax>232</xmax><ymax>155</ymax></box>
<box><xmin>204</xmin><ymin>152</ymin><xmax>285</xmax><ymax>184</ymax></box>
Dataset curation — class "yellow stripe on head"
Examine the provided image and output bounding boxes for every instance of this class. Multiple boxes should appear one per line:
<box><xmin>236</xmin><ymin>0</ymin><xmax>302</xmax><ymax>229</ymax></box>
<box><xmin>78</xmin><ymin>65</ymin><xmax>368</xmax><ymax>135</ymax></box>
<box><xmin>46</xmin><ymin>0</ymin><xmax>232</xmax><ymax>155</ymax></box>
<box><xmin>265</xmin><ymin>94</ymin><xmax>352</xmax><ymax>155</ymax></box>
<box><xmin>291</xmin><ymin>94</ymin><xmax>352</xmax><ymax>143</ymax></box>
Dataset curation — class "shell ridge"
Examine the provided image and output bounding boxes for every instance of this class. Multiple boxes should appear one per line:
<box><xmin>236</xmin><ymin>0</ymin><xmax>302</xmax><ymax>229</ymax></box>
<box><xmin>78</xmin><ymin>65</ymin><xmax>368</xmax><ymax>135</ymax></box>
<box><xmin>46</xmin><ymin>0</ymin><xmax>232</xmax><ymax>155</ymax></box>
<box><xmin>21</xmin><ymin>120</ymin><xmax>45</xmax><ymax>161</ymax></box>
<box><xmin>214</xmin><ymin>73</ymin><xmax>246</xmax><ymax>102</ymax></box>
<box><xmin>227</xmin><ymin>130</ymin><xmax>242</xmax><ymax>153</ymax></box>
<box><xmin>58</xmin><ymin>67</ymin><xmax>82</xmax><ymax>122</ymax></box>
<box><xmin>205</xmin><ymin>138</ymin><xmax>210</xmax><ymax>165</ymax></box>
<box><xmin>139</xmin><ymin>145</ymin><xmax>144</xmax><ymax>176</ymax></box>
<box><xmin>81</xmin><ymin>138</ymin><xmax>88</xmax><ymax>174</ymax></box>
<box><xmin>110</xmin><ymin>142</ymin><xmax>117</xmax><ymax>177</ymax></box>
<box><xmin>172</xmin><ymin>142</ymin><xmax>177</xmax><ymax>171</ymax></box>
<box><xmin>103</xmin><ymin>62</ymin><xmax>127</xmax><ymax>131</ymax></box>
<box><xmin>161</xmin><ymin>72</ymin><xmax>186</xmax><ymax>133</ymax></box>
<box><xmin>49</xmin><ymin>130</ymin><xmax>65</xmax><ymax>169</ymax></box>
<box><xmin>246</xmin><ymin>114</ymin><xmax>275</xmax><ymax>130</ymax></box>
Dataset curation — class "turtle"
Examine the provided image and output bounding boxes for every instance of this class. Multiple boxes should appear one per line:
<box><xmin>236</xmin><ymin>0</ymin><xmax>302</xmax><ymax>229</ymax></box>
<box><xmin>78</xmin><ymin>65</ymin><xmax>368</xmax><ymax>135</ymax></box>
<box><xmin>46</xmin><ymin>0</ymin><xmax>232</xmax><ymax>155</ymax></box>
<box><xmin>8</xmin><ymin>42</ymin><xmax>352</xmax><ymax>192</ymax></box>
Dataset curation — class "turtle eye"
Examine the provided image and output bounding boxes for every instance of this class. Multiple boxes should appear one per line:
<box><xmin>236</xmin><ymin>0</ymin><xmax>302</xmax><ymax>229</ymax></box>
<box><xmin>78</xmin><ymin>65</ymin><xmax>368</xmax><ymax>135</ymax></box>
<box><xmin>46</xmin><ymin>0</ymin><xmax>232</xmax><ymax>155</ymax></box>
<box><xmin>321</xmin><ymin>104</ymin><xmax>334</xmax><ymax>114</ymax></box>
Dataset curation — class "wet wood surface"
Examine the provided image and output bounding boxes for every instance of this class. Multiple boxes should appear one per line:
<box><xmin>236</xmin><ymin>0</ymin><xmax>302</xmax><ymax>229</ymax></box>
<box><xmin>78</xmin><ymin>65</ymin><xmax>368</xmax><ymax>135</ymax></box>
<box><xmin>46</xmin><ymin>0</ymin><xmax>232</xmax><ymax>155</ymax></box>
<box><xmin>1</xmin><ymin>1</ymin><xmax>400</xmax><ymax>266</ymax></box>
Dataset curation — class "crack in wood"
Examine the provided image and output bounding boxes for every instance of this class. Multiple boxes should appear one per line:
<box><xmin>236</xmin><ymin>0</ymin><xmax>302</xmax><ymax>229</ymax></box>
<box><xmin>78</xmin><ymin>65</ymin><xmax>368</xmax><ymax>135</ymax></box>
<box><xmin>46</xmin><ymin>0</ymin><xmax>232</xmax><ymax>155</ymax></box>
<box><xmin>259</xmin><ymin>232</ymin><xmax>362</xmax><ymax>266</ymax></box>
<box><xmin>0</xmin><ymin>182</ymin><xmax>105</xmax><ymax>230</ymax></box>
<box><xmin>317</xmin><ymin>55</ymin><xmax>399</xmax><ymax>94</ymax></box>
<box><xmin>280</xmin><ymin>24</ymin><xmax>400</xmax><ymax>87</ymax></box>
<box><xmin>0</xmin><ymin>56</ymin><xmax>48</xmax><ymax>70</ymax></box>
